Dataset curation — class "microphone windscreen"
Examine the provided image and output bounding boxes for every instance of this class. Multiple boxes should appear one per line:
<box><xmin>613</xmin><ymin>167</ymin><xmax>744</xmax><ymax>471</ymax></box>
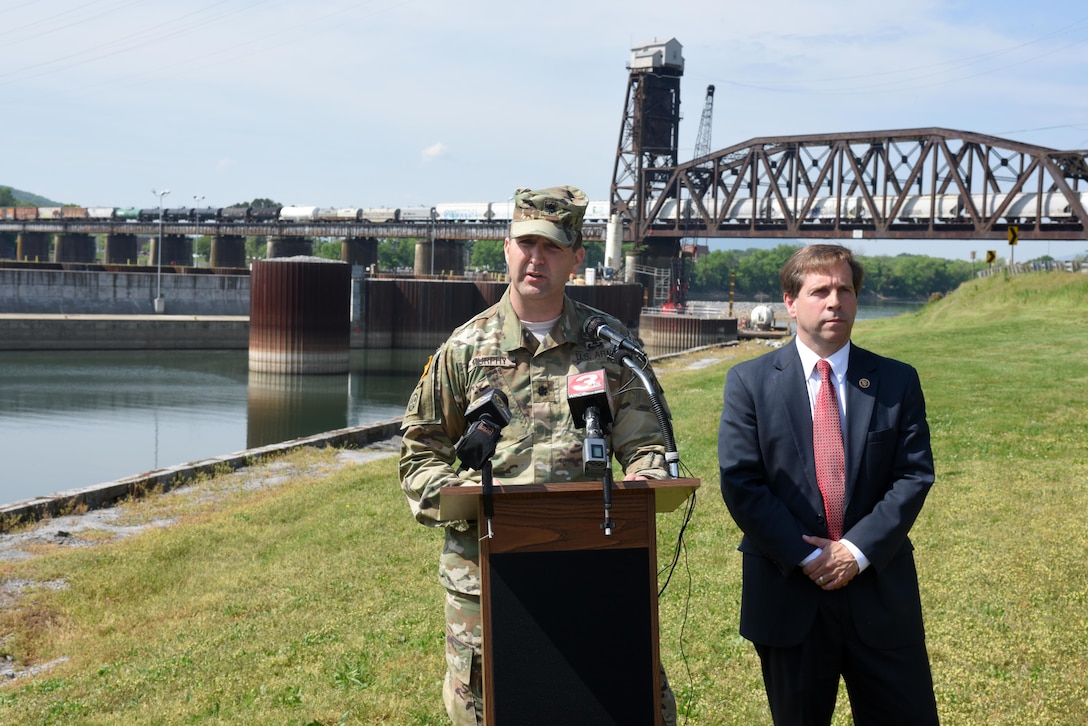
<box><xmin>566</xmin><ymin>369</ymin><xmax>614</xmax><ymax>427</ymax></box>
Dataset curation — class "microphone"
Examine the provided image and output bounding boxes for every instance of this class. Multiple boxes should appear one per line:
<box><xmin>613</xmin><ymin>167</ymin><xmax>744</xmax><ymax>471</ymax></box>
<box><xmin>567</xmin><ymin>370</ymin><xmax>616</xmax><ymax>534</ymax></box>
<box><xmin>582</xmin><ymin>315</ymin><xmax>647</xmax><ymax>364</ymax></box>
<box><xmin>566</xmin><ymin>368</ymin><xmax>614</xmax><ymax>430</ymax></box>
<box><xmin>454</xmin><ymin>388</ymin><xmax>511</xmax><ymax>540</ymax></box>
<box><xmin>455</xmin><ymin>389</ymin><xmax>511</xmax><ymax>472</ymax></box>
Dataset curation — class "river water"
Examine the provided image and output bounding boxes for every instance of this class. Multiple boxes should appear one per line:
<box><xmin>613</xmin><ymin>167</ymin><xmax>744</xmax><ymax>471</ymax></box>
<box><xmin>0</xmin><ymin>348</ymin><xmax>431</xmax><ymax>507</ymax></box>
<box><xmin>0</xmin><ymin>301</ymin><xmax>922</xmax><ymax>507</ymax></box>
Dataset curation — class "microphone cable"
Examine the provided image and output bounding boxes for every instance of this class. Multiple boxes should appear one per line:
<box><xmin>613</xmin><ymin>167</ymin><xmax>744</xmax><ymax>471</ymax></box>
<box><xmin>657</xmin><ymin>458</ymin><xmax>698</xmax><ymax>725</ymax></box>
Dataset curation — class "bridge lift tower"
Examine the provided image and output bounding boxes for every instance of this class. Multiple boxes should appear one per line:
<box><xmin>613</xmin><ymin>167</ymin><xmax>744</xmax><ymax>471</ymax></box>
<box><xmin>663</xmin><ymin>82</ymin><xmax>716</xmax><ymax>312</ymax></box>
<box><xmin>610</xmin><ymin>37</ymin><xmax>685</xmax><ymax>274</ymax></box>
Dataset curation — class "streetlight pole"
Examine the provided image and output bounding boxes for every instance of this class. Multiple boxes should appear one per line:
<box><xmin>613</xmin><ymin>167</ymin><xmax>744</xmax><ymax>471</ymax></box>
<box><xmin>193</xmin><ymin>195</ymin><xmax>206</xmax><ymax>266</ymax></box>
<box><xmin>152</xmin><ymin>188</ymin><xmax>170</xmax><ymax>313</ymax></box>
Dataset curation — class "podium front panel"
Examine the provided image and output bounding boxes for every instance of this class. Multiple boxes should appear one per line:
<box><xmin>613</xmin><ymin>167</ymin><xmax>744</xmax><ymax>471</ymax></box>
<box><xmin>487</xmin><ymin>546</ymin><xmax>655</xmax><ymax>725</ymax></box>
<box><xmin>479</xmin><ymin>485</ymin><xmax>661</xmax><ymax>725</ymax></box>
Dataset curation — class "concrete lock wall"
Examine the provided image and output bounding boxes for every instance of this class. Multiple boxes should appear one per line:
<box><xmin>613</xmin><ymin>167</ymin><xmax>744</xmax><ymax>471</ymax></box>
<box><xmin>0</xmin><ymin>268</ymin><xmax>250</xmax><ymax>315</ymax></box>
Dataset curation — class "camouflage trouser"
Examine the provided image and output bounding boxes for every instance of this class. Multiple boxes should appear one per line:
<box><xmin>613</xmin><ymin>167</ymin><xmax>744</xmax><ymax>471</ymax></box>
<box><xmin>442</xmin><ymin>589</ymin><xmax>677</xmax><ymax>726</ymax></box>
<box><xmin>443</xmin><ymin>590</ymin><xmax>483</xmax><ymax>726</ymax></box>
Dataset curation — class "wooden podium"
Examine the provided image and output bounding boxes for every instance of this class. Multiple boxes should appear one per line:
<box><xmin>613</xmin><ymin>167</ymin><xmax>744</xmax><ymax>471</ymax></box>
<box><xmin>441</xmin><ymin>477</ymin><xmax>699</xmax><ymax>726</ymax></box>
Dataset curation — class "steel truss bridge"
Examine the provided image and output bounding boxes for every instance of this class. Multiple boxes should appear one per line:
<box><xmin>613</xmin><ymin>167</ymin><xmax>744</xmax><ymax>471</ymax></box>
<box><xmin>633</xmin><ymin>127</ymin><xmax>1088</xmax><ymax>243</ymax></box>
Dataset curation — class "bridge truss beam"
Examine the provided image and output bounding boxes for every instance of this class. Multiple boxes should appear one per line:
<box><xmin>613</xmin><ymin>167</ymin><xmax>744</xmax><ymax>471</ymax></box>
<box><xmin>638</xmin><ymin>127</ymin><xmax>1088</xmax><ymax>241</ymax></box>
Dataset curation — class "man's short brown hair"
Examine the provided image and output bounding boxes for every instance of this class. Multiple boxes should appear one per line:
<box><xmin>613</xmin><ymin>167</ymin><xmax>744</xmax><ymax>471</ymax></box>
<box><xmin>780</xmin><ymin>244</ymin><xmax>865</xmax><ymax>298</ymax></box>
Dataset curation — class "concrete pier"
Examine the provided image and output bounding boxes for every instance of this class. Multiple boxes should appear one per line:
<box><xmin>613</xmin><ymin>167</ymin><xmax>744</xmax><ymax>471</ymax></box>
<box><xmin>267</xmin><ymin>236</ymin><xmax>313</xmax><ymax>259</ymax></box>
<box><xmin>16</xmin><ymin>231</ymin><xmax>50</xmax><ymax>261</ymax></box>
<box><xmin>211</xmin><ymin>235</ymin><xmax>246</xmax><ymax>268</ymax></box>
<box><xmin>104</xmin><ymin>233</ymin><xmax>139</xmax><ymax>265</ymax></box>
<box><xmin>54</xmin><ymin>233</ymin><xmax>97</xmax><ymax>263</ymax></box>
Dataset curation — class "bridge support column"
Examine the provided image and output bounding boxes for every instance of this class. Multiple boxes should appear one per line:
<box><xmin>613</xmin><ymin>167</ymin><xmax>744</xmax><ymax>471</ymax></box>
<box><xmin>211</xmin><ymin>235</ymin><xmax>246</xmax><ymax>268</ymax></box>
<box><xmin>104</xmin><ymin>233</ymin><xmax>139</xmax><ymax>265</ymax></box>
<box><xmin>53</xmin><ymin>233</ymin><xmax>97</xmax><ymax>263</ymax></box>
<box><xmin>413</xmin><ymin>238</ymin><xmax>464</xmax><ymax>276</ymax></box>
<box><xmin>16</xmin><ymin>232</ymin><xmax>50</xmax><ymax>262</ymax></box>
<box><xmin>0</xmin><ymin>232</ymin><xmax>16</xmax><ymax>260</ymax></box>
<box><xmin>149</xmin><ymin>234</ymin><xmax>193</xmax><ymax>268</ymax></box>
<box><xmin>341</xmin><ymin>237</ymin><xmax>378</xmax><ymax>267</ymax></box>
<box><xmin>267</xmin><ymin>236</ymin><xmax>313</xmax><ymax>259</ymax></box>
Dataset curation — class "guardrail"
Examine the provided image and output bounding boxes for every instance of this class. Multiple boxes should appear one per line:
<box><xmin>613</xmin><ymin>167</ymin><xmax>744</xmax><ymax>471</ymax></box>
<box><xmin>976</xmin><ymin>259</ymin><xmax>1088</xmax><ymax>277</ymax></box>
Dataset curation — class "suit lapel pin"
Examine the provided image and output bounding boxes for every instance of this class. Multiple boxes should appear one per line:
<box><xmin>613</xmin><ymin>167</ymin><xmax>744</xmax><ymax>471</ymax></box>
<box><xmin>859</xmin><ymin>378</ymin><xmax>871</xmax><ymax>389</ymax></box>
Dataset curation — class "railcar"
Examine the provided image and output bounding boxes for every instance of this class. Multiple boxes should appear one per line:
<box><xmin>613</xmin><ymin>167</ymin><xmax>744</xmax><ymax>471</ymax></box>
<box><xmin>401</xmin><ymin>206</ymin><xmax>436</xmax><ymax>222</ymax></box>
<box><xmin>436</xmin><ymin>202</ymin><xmax>491</xmax><ymax>222</ymax></box>
<box><xmin>280</xmin><ymin>205</ymin><xmax>320</xmax><ymax>222</ymax></box>
<box><xmin>192</xmin><ymin>207</ymin><xmax>221</xmax><ymax>223</ymax></box>
<box><xmin>361</xmin><ymin>207</ymin><xmax>399</xmax><ymax>223</ymax></box>
<box><xmin>164</xmin><ymin>207</ymin><xmax>193</xmax><ymax>222</ymax></box>
<box><xmin>584</xmin><ymin>200</ymin><xmax>611</xmax><ymax>222</ymax></box>
<box><xmin>489</xmin><ymin>201</ymin><xmax>514</xmax><ymax>222</ymax></box>
<box><xmin>313</xmin><ymin>207</ymin><xmax>362</xmax><ymax>222</ymax></box>
<box><xmin>969</xmin><ymin>192</ymin><xmax>1088</xmax><ymax>222</ymax></box>
<box><xmin>334</xmin><ymin>207</ymin><xmax>363</xmax><ymax>221</ymax></box>
<box><xmin>249</xmin><ymin>206</ymin><xmax>281</xmax><ymax>222</ymax></box>
<box><xmin>885</xmin><ymin>194</ymin><xmax>963</xmax><ymax>223</ymax></box>
<box><xmin>220</xmin><ymin>206</ymin><xmax>250</xmax><ymax>222</ymax></box>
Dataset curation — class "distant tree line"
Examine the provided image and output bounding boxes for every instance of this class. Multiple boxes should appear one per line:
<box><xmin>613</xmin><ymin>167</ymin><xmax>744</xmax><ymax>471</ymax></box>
<box><xmin>689</xmin><ymin>244</ymin><xmax>983</xmax><ymax>301</ymax></box>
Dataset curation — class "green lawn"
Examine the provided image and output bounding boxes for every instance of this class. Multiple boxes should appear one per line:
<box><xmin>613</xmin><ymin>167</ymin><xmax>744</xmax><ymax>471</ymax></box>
<box><xmin>1</xmin><ymin>271</ymin><xmax>1086</xmax><ymax>724</ymax></box>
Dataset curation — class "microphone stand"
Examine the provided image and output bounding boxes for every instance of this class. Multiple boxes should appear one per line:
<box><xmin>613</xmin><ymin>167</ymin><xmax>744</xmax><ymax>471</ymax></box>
<box><xmin>583</xmin><ymin>405</ymin><xmax>614</xmax><ymax>535</ymax></box>
<box><xmin>481</xmin><ymin>458</ymin><xmax>494</xmax><ymax>539</ymax></box>
<box><xmin>601</xmin><ymin>466</ymin><xmax>614</xmax><ymax>536</ymax></box>
<box><xmin>610</xmin><ymin>347</ymin><xmax>680</xmax><ymax>478</ymax></box>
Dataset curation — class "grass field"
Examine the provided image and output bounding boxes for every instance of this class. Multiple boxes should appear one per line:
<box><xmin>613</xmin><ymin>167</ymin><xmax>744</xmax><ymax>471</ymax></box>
<box><xmin>1</xmin><ymin>271</ymin><xmax>1086</xmax><ymax>724</ymax></box>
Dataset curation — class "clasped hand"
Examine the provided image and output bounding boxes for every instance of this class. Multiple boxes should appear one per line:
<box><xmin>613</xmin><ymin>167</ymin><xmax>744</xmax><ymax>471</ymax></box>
<box><xmin>801</xmin><ymin>534</ymin><xmax>859</xmax><ymax>591</ymax></box>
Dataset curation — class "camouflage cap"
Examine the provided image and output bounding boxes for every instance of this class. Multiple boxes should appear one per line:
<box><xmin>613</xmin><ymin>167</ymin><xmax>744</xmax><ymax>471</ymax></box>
<box><xmin>510</xmin><ymin>185</ymin><xmax>588</xmax><ymax>249</ymax></box>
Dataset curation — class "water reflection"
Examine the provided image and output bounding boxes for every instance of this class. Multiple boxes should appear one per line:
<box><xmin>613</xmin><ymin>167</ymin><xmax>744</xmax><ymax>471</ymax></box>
<box><xmin>0</xmin><ymin>348</ymin><xmax>430</xmax><ymax>506</ymax></box>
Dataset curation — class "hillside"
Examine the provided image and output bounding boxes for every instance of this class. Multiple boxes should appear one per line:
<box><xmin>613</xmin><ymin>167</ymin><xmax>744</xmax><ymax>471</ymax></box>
<box><xmin>0</xmin><ymin>186</ymin><xmax>61</xmax><ymax>206</ymax></box>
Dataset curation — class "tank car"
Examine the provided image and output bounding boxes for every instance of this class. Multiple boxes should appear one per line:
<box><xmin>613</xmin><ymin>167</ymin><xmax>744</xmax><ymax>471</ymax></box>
<box><xmin>249</xmin><ymin>206</ymin><xmax>281</xmax><ymax>222</ymax></box>
<box><xmin>280</xmin><ymin>205</ymin><xmax>320</xmax><ymax>222</ymax></box>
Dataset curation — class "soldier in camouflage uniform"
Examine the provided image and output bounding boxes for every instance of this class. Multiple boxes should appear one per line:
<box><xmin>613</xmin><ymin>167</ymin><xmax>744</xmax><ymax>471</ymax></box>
<box><xmin>400</xmin><ymin>185</ymin><xmax>677</xmax><ymax>725</ymax></box>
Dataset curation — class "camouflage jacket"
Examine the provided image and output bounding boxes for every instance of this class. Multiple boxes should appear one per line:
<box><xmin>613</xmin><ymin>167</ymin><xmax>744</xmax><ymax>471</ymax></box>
<box><xmin>399</xmin><ymin>289</ymin><xmax>668</xmax><ymax>595</ymax></box>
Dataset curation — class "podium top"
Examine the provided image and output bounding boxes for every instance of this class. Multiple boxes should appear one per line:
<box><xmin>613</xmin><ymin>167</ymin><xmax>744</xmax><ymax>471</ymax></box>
<box><xmin>439</xmin><ymin>477</ymin><xmax>699</xmax><ymax>523</ymax></box>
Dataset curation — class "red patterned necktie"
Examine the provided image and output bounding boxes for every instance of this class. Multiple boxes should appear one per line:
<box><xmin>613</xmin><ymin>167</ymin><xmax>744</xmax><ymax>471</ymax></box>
<box><xmin>814</xmin><ymin>359</ymin><xmax>845</xmax><ymax>541</ymax></box>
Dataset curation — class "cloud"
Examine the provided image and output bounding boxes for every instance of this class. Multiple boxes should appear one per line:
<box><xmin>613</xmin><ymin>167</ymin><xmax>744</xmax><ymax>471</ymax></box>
<box><xmin>216</xmin><ymin>158</ymin><xmax>235</xmax><ymax>171</ymax></box>
<box><xmin>420</xmin><ymin>143</ymin><xmax>446</xmax><ymax>164</ymax></box>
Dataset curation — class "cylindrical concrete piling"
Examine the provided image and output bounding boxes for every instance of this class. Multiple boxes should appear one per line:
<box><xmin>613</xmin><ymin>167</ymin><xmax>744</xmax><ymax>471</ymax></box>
<box><xmin>248</xmin><ymin>256</ymin><xmax>350</xmax><ymax>374</ymax></box>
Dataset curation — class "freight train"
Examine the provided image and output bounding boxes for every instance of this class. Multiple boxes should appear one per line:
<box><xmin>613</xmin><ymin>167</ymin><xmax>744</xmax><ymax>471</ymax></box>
<box><xmin>653</xmin><ymin>191</ymin><xmax>1088</xmax><ymax>224</ymax></box>
<box><xmin>0</xmin><ymin>201</ymin><xmax>611</xmax><ymax>224</ymax></box>
<box><xmin>3</xmin><ymin>192</ymin><xmax>1086</xmax><ymax>225</ymax></box>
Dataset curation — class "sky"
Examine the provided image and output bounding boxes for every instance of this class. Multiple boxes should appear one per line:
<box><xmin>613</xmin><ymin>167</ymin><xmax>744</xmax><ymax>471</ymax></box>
<box><xmin>4</xmin><ymin>0</ymin><xmax>1088</xmax><ymax>261</ymax></box>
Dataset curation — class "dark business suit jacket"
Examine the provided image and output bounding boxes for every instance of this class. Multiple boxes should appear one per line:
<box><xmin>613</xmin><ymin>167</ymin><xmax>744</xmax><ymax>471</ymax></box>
<box><xmin>718</xmin><ymin>341</ymin><xmax>934</xmax><ymax>650</ymax></box>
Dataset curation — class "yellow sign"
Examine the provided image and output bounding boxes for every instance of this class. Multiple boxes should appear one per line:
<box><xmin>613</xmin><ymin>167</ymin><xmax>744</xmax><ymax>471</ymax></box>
<box><xmin>986</xmin><ymin>250</ymin><xmax>996</xmax><ymax>264</ymax></box>
<box><xmin>1008</xmin><ymin>225</ymin><xmax>1019</xmax><ymax>245</ymax></box>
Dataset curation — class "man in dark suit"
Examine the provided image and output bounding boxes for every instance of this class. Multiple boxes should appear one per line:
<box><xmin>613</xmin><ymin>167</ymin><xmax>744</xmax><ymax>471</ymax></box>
<box><xmin>718</xmin><ymin>244</ymin><xmax>939</xmax><ymax>725</ymax></box>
